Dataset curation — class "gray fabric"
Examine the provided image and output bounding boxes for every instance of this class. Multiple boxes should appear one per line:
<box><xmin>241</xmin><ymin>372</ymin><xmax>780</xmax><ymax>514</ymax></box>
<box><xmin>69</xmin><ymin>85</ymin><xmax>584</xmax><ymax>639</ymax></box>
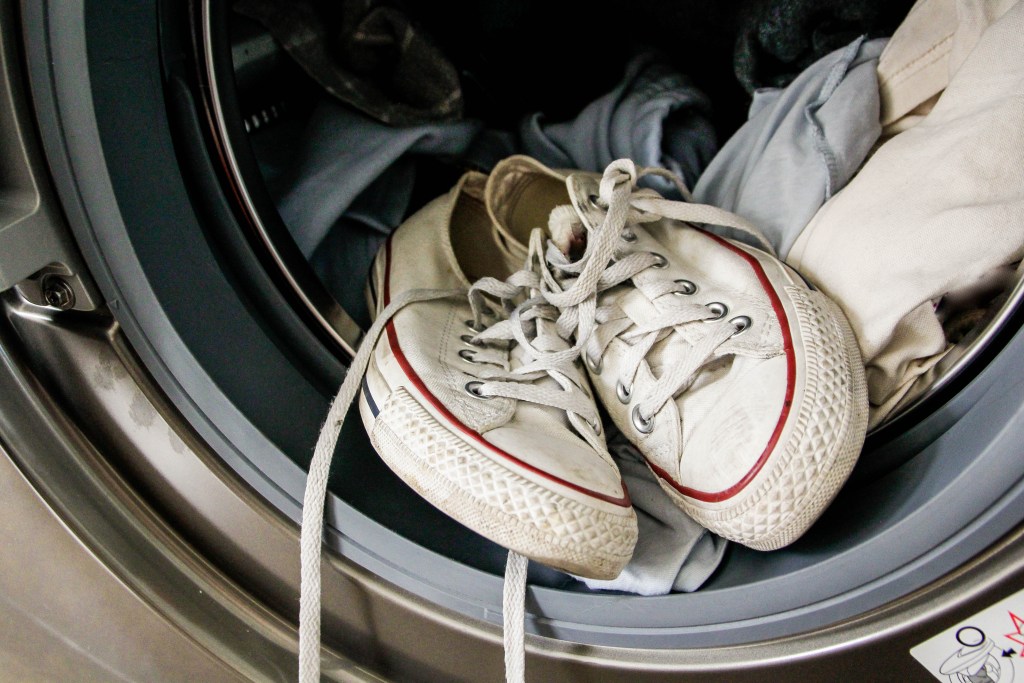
<box><xmin>576</xmin><ymin>428</ymin><xmax>727</xmax><ymax>596</ymax></box>
<box><xmin>307</xmin><ymin>162</ymin><xmax>416</xmax><ymax>327</ymax></box>
<box><xmin>267</xmin><ymin>55</ymin><xmax>719</xmax><ymax>334</ymax></box>
<box><xmin>270</xmin><ymin>101</ymin><xmax>509</xmax><ymax>326</ymax></box>
<box><xmin>274</xmin><ymin>101</ymin><xmax>491</xmax><ymax>259</ymax></box>
<box><xmin>272</xmin><ymin>53</ymin><xmax>719</xmax><ymax>324</ymax></box>
<box><xmin>693</xmin><ymin>36</ymin><xmax>887</xmax><ymax>258</ymax></box>
<box><xmin>521</xmin><ymin>52</ymin><xmax>717</xmax><ymax>194</ymax></box>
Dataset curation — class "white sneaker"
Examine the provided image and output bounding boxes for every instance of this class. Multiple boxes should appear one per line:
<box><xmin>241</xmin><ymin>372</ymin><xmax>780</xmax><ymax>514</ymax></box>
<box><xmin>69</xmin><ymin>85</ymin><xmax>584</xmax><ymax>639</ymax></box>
<box><xmin>359</xmin><ymin>168</ymin><xmax>637</xmax><ymax>578</ymax></box>
<box><xmin>514</xmin><ymin>156</ymin><xmax>869</xmax><ymax>550</ymax></box>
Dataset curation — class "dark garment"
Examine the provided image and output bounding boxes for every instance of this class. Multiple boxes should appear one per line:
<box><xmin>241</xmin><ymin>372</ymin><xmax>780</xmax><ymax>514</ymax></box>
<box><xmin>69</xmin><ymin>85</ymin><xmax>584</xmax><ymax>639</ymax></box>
<box><xmin>251</xmin><ymin>56</ymin><xmax>719</xmax><ymax>328</ymax></box>
<box><xmin>233</xmin><ymin>0</ymin><xmax>463</xmax><ymax>125</ymax></box>
<box><xmin>733</xmin><ymin>0</ymin><xmax>914</xmax><ymax>94</ymax></box>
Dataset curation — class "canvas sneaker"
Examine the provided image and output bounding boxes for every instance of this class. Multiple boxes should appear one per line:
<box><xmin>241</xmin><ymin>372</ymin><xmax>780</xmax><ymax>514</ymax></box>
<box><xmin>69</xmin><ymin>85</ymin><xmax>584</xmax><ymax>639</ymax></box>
<box><xmin>358</xmin><ymin>166</ymin><xmax>638</xmax><ymax>578</ymax></box>
<box><xmin>297</xmin><ymin>164</ymin><xmax>639</xmax><ymax>683</ymax></box>
<box><xmin>502</xmin><ymin>156</ymin><xmax>869</xmax><ymax>551</ymax></box>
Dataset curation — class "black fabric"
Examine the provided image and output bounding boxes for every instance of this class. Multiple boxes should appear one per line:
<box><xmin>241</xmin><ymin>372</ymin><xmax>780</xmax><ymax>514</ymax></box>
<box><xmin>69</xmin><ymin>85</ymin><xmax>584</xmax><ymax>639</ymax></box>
<box><xmin>415</xmin><ymin>0</ymin><xmax>754</xmax><ymax>140</ymax></box>
<box><xmin>733</xmin><ymin>0</ymin><xmax>915</xmax><ymax>94</ymax></box>
<box><xmin>233</xmin><ymin>0</ymin><xmax>463</xmax><ymax>125</ymax></box>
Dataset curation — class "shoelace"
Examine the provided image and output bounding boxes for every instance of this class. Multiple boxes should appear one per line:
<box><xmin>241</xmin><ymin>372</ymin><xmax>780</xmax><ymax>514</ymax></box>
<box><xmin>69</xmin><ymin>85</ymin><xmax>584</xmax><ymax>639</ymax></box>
<box><xmin>299</xmin><ymin>286</ymin><xmax>461</xmax><ymax>683</ymax></box>
<box><xmin>543</xmin><ymin>160</ymin><xmax>775</xmax><ymax>435</ymax></box>
<box><xmin>298</xmin><ymin>229</ymin><xmax>592</xmax><ymax>683</ymax></box>
<box><xmin>462</xmin><ymin>229</ymin><xmax>604</xmax><ymax>444</ymax></box>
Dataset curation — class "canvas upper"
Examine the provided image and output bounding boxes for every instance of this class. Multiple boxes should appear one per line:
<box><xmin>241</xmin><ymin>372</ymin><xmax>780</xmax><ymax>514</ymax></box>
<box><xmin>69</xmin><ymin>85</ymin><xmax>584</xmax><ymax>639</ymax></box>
<box><xmin>497</xmin><ymin>156</ymin><xmax>869</xmax><ymax>550</ymax></box>
<box><xmin>359</xmin><ymin>167</ymin><xmax>638</xmax><ymax>578</ymax></box>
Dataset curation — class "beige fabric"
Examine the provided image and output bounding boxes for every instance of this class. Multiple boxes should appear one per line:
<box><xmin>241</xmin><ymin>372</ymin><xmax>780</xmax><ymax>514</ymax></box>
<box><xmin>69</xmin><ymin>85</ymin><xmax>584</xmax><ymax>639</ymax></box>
<box><xmin>878</xmin><ymin>0</ymin><xmax>1018</xmax><ymax>136</ymax></box>
<box><xmin>789</xmin><ymin>0</ymin><xmax>1024</xmax><ymax>427</ymax></box>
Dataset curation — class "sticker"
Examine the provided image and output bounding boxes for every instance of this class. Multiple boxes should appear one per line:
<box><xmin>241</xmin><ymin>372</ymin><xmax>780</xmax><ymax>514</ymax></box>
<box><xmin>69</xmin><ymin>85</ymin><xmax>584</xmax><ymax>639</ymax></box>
<box><xmin>911</xmin><ymin>585</ymin><xmax>1024</xmax><ymax>682</ymax></box>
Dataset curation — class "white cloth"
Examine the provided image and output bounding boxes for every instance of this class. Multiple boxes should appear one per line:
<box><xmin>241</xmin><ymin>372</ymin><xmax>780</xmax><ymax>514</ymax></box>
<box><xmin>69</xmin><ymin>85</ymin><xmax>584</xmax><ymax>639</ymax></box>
<box><xmin>788</xmin><ymin>0</ymin><xmax>1024</xmax><ymax>426</ymax></box>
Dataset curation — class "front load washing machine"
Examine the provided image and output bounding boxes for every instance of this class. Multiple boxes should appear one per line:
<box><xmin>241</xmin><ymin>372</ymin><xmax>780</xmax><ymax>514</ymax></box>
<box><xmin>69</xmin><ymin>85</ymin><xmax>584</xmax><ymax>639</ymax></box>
<box><xmin>2</xmin><ymin>1</ymin><xmax>1024</xmax><ymax>681</ymax></box>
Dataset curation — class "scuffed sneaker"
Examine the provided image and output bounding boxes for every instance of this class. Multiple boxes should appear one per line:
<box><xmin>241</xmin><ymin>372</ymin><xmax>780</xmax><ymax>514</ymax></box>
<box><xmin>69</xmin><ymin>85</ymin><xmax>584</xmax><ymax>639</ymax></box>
<box><xmin>492</xmin><ymin>156</ymin><xmax>869</xmax><ymax>551</ymax></box>
<box><xmin>360</xmin><ymin>169</ymin><xmax>637</xmax><ymax>578</ymax></box>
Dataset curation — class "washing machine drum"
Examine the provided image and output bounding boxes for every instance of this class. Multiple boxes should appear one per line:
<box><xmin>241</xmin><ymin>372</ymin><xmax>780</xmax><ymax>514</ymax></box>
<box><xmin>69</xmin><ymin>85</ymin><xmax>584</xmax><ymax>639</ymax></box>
<box><xmin>11</xmin><ymin>0</ymin><xmax>1024</xmax><ymax>680</ymax></box>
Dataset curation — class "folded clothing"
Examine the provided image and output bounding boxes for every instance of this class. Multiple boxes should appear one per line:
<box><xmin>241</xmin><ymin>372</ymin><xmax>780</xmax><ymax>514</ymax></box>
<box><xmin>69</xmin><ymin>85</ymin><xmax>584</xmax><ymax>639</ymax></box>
<box><xmin>520</xmin><ymin>52</ymin><xmax>718</xmax><ymax>193</ymax></box>
<box><xmin>876</xmin><ymin>0</ymin><xmax>1019</xmax><ymax>138</ymax></box>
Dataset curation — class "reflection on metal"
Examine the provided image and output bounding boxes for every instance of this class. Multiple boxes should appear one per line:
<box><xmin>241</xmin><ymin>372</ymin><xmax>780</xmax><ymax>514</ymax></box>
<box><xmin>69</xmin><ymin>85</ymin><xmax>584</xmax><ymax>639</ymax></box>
<box><xmin>196</xmin><ymin>0</ymin><xmax>362</xmax><ymax>357</ymax></box>
<box><xmin>0</xmin><ymin>290</ymin><xmax>379</xmax><ymax>681</ymax></box>
<box><xmin>13</xmin><ymin>263</ymin><xmax>95</xmax><ymax>312</ymax></box>
<box><xmin>39</xmin><ymin>273</ymin><xmax>75</xmax><ymax>309</ymax></box>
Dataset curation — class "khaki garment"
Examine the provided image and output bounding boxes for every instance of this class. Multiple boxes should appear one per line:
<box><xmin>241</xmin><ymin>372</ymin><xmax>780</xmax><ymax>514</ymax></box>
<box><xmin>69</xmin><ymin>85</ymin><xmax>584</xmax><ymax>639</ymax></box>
<box><xmin>788</xmin><ymin>0</ymin><xmax>1024</xmax><ymax>427</ymax></box>
<box><xmin>877</xmin><ymin>0</ymin><xmax>1018</xmax><ymax>136</ymax></box>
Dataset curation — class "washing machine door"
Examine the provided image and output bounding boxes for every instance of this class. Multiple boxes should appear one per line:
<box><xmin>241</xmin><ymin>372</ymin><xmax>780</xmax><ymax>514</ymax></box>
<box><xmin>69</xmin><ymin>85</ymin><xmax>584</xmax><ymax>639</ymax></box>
<box><xmin>2</xmin><ymin>1</ymin><xmax>1024</xmax><ymax>681</ymax></box>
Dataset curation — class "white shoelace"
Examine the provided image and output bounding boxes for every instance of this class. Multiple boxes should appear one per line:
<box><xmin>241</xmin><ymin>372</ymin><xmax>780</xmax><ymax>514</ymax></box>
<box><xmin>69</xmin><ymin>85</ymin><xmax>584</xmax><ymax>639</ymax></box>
<box><xmin>298</xmin><ymin>231</ymin><xmax>593</xmax><ymax>683</ymax></box>
<box><xmin>299</xmin><ymin>287</ymin><xmax>460</xmax><ymax>683</ymax></box>
<box><xmin>542</xmin><ymin>160</ymin><xmax>775</xmax><ymax>432</ymax></box>
<box><xmin>503</xmin><ymin>550</ymin><xmax>528</xmax><ymax>683</ymax></box>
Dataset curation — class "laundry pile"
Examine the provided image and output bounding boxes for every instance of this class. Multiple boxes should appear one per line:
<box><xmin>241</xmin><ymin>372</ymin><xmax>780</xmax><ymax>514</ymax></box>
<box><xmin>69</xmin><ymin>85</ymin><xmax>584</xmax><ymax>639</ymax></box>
<box><xmin>234</xmin><ymin>0</ymin><xmax>1024</xmax><ymax>680</ymax></box>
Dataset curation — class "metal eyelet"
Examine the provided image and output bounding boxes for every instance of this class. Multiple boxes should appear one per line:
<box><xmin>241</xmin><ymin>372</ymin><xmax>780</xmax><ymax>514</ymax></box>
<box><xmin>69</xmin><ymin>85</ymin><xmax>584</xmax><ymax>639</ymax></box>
<box><xmin>729</xmin><ymin>316</ymin><xmax>752</xmax><ymax>336</ymax></box>
<box><xmin>460</xmin><ymin>334</ymin><xmax>484</xmax><ymax>347</ymax></box>
<box><xmin>706</xmin><ymin>302</ymin><xmax>728</xmax><ymax>320</ymax></box>
<box><xmin>650</xmin><ymin>252</ymin><xmax>668</xmax><ymax>268</ymax></box>
<box><xmin>458</xmin><ymin>349</ymin><xmax>486</xmax><ymax>364</ymax></box>
<box><xmin>672</xmin><ymin>279</ymin><xmax>698</xmax><ymax>296</ymax></box>
<box><xmin>615</xmin><ymin>379</ymin><xmax>632</xmax><ymax>404</ymax></box>
<box><xmin>465</xmin><ymin>319</ymin><xmax>485</xmax><ymax>333</ymax></box>
<box><xmin>588</xmin><ymin>417</ymin><xmax>603</xmax><ymax>436</ymax></box>
<box><xmin>587</xmin><ymin>193</ymin><xmax>605</xmax><ymax>209</ymax></box>
<box><xmin>621</xmin><ymin>229</ymin><xmax>638</xmax><ymax>243</ymax></box>
<box><xmin>584</xmin><ymin>352</ymin><xmax>603</xmax><ymax>374</ymax></box>
<box><xmin>464</xmin><ymin>381</ymin><xmax>493</xmax><ymax>399</ymax></box>
<box><xmin>631</xmin><ymin>405</ymin><xmax>654</xmax><ymax>434</ymax></box>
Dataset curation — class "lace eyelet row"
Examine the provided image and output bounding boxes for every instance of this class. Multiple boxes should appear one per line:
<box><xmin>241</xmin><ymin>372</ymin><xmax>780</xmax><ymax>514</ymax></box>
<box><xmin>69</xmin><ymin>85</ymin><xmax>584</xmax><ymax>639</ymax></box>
<box><xmin>705</xmin><ymin>304</ymin><xmax>753</xmax><ymax>336</ymax></box>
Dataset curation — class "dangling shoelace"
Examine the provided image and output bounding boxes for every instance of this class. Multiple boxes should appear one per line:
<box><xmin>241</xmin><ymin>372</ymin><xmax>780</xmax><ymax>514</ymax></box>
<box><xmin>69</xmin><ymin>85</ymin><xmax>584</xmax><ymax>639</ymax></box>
<box><xmin>298</xmin><ymin>228</ymin><xmax>596</xmax><ymax>683</ymax></box>
<box><xmin>541</xmin><ymin>160</ymin><xmax>776</xmax><ymax>434</ymax></box>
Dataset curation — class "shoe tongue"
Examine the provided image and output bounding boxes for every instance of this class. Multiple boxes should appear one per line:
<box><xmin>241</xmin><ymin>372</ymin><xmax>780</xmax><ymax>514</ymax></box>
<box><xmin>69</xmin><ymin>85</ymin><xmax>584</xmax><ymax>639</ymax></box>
<box><xmin>485</xmin><ymin>155</ymin><xmax>572</xmax><ymax>261</ymax></box>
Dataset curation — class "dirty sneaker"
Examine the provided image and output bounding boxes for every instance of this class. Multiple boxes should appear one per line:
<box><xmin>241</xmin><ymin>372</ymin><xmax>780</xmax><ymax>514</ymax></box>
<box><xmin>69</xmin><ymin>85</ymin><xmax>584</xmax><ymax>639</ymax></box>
<box><xmin>298</xmin><ymin>166</ymin><xmax>637</xmax><ymax>683</ymax></box>
<box><xmin>503</xmin><ymin>156</ymin><xmax>869</xmax><ymax>551</ymax></box>
<box><xmin>359</xmin><ymin>169</ymin><xmax>637</xmax><ymax>577</ymax></box>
